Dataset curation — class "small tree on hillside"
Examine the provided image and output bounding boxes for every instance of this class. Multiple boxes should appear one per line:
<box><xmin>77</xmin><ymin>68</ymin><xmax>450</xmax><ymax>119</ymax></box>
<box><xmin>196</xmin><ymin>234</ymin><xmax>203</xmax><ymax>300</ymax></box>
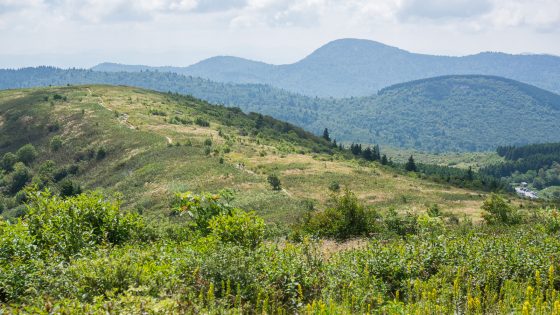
<box><xmin>322</xmin><ymin>128</ymin><xmax>331</xmax><ymax>142</ymax></box>
<box><xmin>405</xmin><ymin>155</ymin><xmax>417</xmax><ymax>172</ymax></box>
<box><xmin>267</xmin><ymin>174</ymin><xmax>282</xmax><ymax>191</ymax></box>
<box><xmin>16</xmin><ymin>144</ymin><xmax>38</xmax><ymax>166</ymax></box>
<box><xmin>381</xmin><ymin>154</ymin><xmax>389</xmax><ymax>165</ymax></box>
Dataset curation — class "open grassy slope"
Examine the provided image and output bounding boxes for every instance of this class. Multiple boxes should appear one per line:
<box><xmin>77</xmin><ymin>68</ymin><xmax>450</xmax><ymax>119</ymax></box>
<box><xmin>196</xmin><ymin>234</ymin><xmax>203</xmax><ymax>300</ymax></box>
<box><xmin>0</xmin><ymin>85</ymin><xmax>495</xmax><ymax>222</ymax></box>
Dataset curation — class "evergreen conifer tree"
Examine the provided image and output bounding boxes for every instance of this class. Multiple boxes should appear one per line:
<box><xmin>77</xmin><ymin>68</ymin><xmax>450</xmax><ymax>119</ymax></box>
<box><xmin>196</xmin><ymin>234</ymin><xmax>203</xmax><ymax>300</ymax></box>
<box><xmin>405</xmin><ymin>155</ymin><xmax>417</xmax><ymax>172</ymax></box>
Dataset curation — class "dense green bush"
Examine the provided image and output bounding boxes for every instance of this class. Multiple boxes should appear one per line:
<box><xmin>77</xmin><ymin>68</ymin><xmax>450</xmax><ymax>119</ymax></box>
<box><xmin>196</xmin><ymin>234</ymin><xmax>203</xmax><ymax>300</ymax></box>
<box><xmin>481</xmin><ymin>193</ymin><xmax>521</xmax><ymax>225</ymax></box>
<box><xmin>25</xmin><ymin>190</ymin><xmax>146</xmax><ymax>259</ymax></box>
<box><xmin>384</xmin><ymin>208</ymin><xmax>418</xmax><ymax>236</ymax></box>
<box><xmin>50</xmin><ymin>136</ymin><xmax>63</xmax><ymax>152</ymax></box>
<box><xmin>1</xmin><ymin>152</ymin><xmax>17</xmax><ymax>172</ymax></box>
<box><xmin>59</xmin><ymin>180</ymin><xmax>82</xmax><ymax>197</ymax></box>
<box><xmin>208</xmin><ymin>209</ymin><xmax>265</xmax><ymax>249</ymax></box>
<box><xmin>173</xmin><ymin>191</ymin><xmax>233</xmax><ymax>234</ymax></box>
<box><xmin>0</xmin><ymin>220</ymin><xmax>39</xmax><ymax>302</ymax></box>
<box><xmin>16</xmin><ymin>144</ymin><xmax>38</xmax><ymax>166</ymax></box>
<box><xmin>6</xmin><ymin>162</ymin><xmax>31</xmax><ymax>194</ymax></box>
<box><xmin>304</xmin><ymin>189</ymin><xmax>379</xmax><ymax>239</ymax></box>
<box><xmin>267</xmin><ymin>174</ymin><xmax>282</xmax><ymax>191</ymax></box>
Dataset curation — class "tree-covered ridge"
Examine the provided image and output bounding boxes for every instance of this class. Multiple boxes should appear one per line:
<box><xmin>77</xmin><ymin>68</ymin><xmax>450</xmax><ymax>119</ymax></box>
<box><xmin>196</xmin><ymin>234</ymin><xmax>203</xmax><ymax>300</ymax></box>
<box><xmin>378</xmin><ymin>75</ymin><xmax>560</xmax><ymax>111</ymax></box>
<box><xmin>93</xmin><ymin>38</ymin><xmax>560</xmax><ymax>97</ymax></box>
<box><xmin>483</xmin><ymin>143</ymin><xmax>560</xmax><ymax>178</ymax></box>
<box><xmin>350</xmin><ymin>75</ymin><xmax>560</xmax><ymax>152</ymax></box>
<box><xmin>3</xmin><ymin>68</ymin><xmax>560</xmax><ymax>152</ymax></box>
<box><xmin>497</xmin><ymin>143</ymin><xmax>560</xmax><ymax>161</ymax></box>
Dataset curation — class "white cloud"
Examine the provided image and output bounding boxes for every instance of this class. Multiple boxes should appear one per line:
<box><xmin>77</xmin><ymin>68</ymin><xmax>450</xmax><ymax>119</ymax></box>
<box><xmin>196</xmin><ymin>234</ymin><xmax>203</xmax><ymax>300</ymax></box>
<box><xmin>230</xmin><ymin>0</ymin><xmax>325</xmax><ymax>28</ymax></box>
<box><xmin>398</xmin><ymin>0</ymin><xmax>493</xmax><ymax>21</ymax></box>
<box><xmin>0</xmin><ymin>0</ymin><xmax>559</xmax><ymax>68</ymax></box>
<box><xmin>489</xmin><ymin>0</ymin><xmax>560</xmax><ymax>32</ymax></box>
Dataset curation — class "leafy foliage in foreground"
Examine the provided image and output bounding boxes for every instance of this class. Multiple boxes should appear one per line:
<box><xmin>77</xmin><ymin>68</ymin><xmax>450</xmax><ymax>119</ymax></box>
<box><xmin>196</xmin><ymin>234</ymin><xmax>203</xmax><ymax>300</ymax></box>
<box><xmin>2</xmin><ymin>190</ymin><xmax>560</xmax><ymax>314</ymax></box>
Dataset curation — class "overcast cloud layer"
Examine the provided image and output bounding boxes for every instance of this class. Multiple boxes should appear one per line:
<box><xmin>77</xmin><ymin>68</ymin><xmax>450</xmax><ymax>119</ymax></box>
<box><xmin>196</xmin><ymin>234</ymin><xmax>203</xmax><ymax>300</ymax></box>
<box><xmin>0</xmin><ymin>0</ymin><xmax>559</xmax><ymax>68</ymax></box>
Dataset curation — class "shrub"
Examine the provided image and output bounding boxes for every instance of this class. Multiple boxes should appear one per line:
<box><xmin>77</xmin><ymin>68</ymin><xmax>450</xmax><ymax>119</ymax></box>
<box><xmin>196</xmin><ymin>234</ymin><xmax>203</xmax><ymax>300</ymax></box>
<box><xmin>536</xmin><ymin>208</ymin><xmax>560</xmax><ymax>234</ymax></box>
<box><xmin>427</xmin><ymin>204</ymin><xmax>441</xmax><ymax>217</ymax></box>
<box><xmin>96</xmin><ymin>147</ymin><xmax>107</xmax><ymax>160</ymax></box>
<box><xmin>1</xmin><ymin>152</ymin><xmax>17</xmax><ymax>172</ymax></box>
<box><xmin>195</xmin><ymin>117</ymin><xmax>210</xmax><ymax>127</ymax></box>
<box><xmin>36</xmin><ymin>160</ymin><xmax>56</xmax><ymax>184</ymax></box>
<box><xmin>14</xmin><ymin>190</ymin><xmax>28</xmax><ymax>204</ymax></box>
<box><xmin>52</xmin><ymin>167</ymin><xmax>68</xmax><ymax>182</ymax></box>
<box><xmin>16</xmin><ymin>144</ymin><xmax>38</xmax><ymax>165</ymax></box>
<box><xmin>59</xmin><ymin>180</ymin><xmax>82</xmax><ymax>197</ymax></box>
<box><xmin>304</xmin><ymin>189</ymin><xmax>376</xmax><ymax>239</ymax></box>
<box><xmin>50</xmin><ymin>136</ymin><xmax>63</xmax><ymax>152</ymax></box>
<box><xmin>267</xmin><ymin>174</ymin><xmax>282</xmax><ymax>191</ymax></box>
<box><xmin>25</xmin><ymin>190</ymin><xmax>145</xmax><ymax>259</ymax></box>
<box><xmin>328</xmin><ymin>181</ymin><xmax>340</xmax><ymax>192</ymax></box>
<box><xmin>0</xmin><ymin>220</ymin><xmax>39</xmax><ymax>301</ymax></box>
<box><xmin>481</xmin><ymin>193</ymin><xmax>521</xmax><ymax>225</ymax></box>
<box><xmin>46</xmin><ymin>121</ymin><xmax>60</xmax><ymax>132</ymax></box>
<box><xmin>173</xmin><ymin>191</ymin><xmax>234</xmax><ymax>234</ymax></box>
<box><xmin>208</xmin><ymin>209</ymin><xmax>266</xmax><ymax>249</ymax></box>
<box><xmin>385</xmin><ymin>208</ymin><xmax>418</xmax><ymax>236</ymax></box>
<box><xmin>7</xmin><ymin>162</ymin><xmax>31</xmax><ymax>194</ymax></box>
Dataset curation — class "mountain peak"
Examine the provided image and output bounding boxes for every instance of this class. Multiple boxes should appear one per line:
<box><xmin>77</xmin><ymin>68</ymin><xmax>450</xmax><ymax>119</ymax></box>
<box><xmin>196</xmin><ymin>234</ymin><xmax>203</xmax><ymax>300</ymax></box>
<box><xmin>300</xmin><ymin>38</ymin><xmax>407</xmax><ymax>62</ymax></box>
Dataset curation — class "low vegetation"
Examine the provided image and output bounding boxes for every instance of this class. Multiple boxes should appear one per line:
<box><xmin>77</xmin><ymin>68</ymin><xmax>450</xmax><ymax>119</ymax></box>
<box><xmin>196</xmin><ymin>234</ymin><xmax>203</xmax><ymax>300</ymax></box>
<box><xmin>1</xmin><ymin>190</ymin><xmax>559</xmax><ymax>314</ymax></box>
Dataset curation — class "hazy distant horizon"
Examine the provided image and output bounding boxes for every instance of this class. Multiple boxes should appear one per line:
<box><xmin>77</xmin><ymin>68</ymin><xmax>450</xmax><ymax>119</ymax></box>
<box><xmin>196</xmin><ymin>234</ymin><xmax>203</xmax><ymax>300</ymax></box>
<box><xmin>2</xmin><ymin>37</ymin><xmax>560</xmax><ymax>70</ymax></box>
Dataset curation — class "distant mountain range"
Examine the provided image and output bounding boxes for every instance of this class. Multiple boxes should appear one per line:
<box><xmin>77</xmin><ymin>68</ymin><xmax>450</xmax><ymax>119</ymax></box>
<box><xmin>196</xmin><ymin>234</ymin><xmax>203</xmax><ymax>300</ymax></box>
<box><xmin>92</xmin><ymin>38</ymin><xmax>560</xmax><ymax>97</ymax></box>
<box><xmin>2</xmin><ymin>67</ymin><xmax>560</xmax><ymax>152</ymax></box>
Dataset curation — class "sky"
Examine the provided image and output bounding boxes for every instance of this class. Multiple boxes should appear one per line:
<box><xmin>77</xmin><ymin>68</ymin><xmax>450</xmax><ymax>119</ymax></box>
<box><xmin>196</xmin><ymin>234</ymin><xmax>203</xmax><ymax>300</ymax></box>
<box><xmin>0</xmin><ymin>0</ymin><xmax>559</xmax><ymax>68</ymax></box>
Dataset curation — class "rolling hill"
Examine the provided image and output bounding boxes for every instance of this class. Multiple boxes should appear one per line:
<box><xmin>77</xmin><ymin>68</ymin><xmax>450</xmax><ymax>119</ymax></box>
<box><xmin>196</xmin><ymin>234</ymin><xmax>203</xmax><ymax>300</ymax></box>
<box><xmin>92</xmin><ymin>38</ymin><xmax>560</xmax><ymax>97</ymax></box>
<box><xmin>0</xmin><ymin>85</ymin><xmax>488</xmax><ymax>222</ymax></box>
<box><xmin>344</xmin><ymin>75</ymin><xmax>560</xmax><ymax>152</ymax></box>
<box><xmin>2</xmin><ymin>68</ymin><xmax>560</xmax><ymax>152</ymax></box>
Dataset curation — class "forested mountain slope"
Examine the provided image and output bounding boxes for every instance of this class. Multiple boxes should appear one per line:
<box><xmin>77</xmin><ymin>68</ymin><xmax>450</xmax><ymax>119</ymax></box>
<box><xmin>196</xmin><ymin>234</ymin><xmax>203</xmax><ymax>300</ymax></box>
<box><xmin>93</xmin><ymin>38</ymin><xmax>560</xmax><ymax>97</ymax></box>
<box><xmin>345</xmin><ymin>75</ymin><xmax>560</xmax><ymax>152</ymax></box>
<box><xmin>2</xmin><ymin>69</ymin><xmax>560</xmax><ymax>152</ymax></box>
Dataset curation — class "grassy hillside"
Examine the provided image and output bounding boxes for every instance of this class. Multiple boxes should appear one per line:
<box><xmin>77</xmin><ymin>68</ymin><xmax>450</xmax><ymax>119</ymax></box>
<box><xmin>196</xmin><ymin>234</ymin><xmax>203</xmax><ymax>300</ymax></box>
<box><xmin>92</xmin><ymin>38</ymin><xmax>560</xmax><ymax>97</ymax></box>
<box><xmin>0</xmin><ymin>85</ymin><xmax>494</xmax><ymax>223</ymax></box>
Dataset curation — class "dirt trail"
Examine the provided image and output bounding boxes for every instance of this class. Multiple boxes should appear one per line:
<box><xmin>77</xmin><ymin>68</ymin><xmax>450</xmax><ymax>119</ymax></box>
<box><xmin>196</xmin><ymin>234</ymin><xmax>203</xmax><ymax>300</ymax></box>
<box><xmin>87</xmin><ymin>88</ymin><xmax>112</xmax><ymax>112</ymax></box>
<box><xmin>282</xmin><ymin>188</ymin><xmax>293</xmax><ymax>198</ymax></box>
<box><xmin>88</xmin><ymin>87</ymin><xmax>135</xmax><ymax>129</ymax></box>
<box><xmin>166</xmin><ymin>136</ymin><xmax>173</xmax><ymax>144</ymax></box>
